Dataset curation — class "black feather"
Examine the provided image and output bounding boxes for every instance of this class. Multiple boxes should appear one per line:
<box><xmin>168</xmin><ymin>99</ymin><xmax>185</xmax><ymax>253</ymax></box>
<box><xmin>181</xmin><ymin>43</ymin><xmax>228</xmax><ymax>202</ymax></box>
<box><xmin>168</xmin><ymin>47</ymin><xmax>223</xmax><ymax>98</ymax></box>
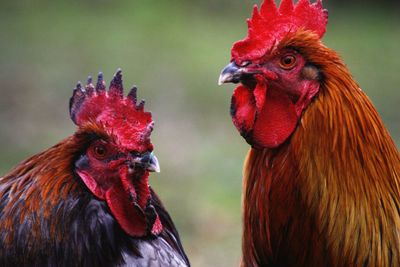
<box><xmin>0</xmin><ymin>174</ymin><xmax>190</xmax><ymax>267</ymax></box>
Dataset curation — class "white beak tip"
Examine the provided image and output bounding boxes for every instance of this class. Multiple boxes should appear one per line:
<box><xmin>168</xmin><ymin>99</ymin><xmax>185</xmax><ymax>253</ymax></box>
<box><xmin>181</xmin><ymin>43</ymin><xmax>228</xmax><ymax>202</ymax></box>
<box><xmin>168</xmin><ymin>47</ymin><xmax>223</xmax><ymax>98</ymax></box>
<box><xmin>147</xmin><ymin>153</ymin><xmax>161</xmax><ymax>173</ymax></box>
<box><xmin>218</xmin><ymin>74</ymin><xmax>229</xmax><ymax>86</ymax></box>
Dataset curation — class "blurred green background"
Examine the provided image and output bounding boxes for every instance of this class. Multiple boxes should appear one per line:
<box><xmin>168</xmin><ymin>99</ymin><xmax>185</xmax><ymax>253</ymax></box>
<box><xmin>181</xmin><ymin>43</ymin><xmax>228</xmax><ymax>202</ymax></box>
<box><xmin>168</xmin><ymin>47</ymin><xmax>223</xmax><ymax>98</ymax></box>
<box><xmin>0</xmin><ymin>0</ymin><xmax>399</xmax><ymax>266</ymax></box>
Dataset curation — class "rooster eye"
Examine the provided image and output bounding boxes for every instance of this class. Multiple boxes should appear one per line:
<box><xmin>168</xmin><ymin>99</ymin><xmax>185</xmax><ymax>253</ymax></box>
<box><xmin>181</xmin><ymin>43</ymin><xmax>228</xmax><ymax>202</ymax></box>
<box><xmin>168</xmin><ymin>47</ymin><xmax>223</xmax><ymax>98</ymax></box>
<box><xmin>93</xmin><ymin>144</ymin><xmax>108</xmax><ymax>159</ymax></box>
<box><xmin>280</xmin><ymin>54</ymin><xmax>297</xmax><ymax>70</ymax></box>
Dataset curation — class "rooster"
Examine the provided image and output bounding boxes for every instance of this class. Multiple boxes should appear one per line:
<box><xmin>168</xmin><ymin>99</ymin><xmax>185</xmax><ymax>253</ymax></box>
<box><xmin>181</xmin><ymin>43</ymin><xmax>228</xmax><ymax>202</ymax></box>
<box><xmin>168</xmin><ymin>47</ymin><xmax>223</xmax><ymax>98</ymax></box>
<box><xmin>0</xmin><ymin>70</ymin><xmax>190</xmax><ymax>267</ymax></box>
<box><xmin>219</xmin><ymin>0</ymin><xmax>400</xmax><ymax>266</ymax></box>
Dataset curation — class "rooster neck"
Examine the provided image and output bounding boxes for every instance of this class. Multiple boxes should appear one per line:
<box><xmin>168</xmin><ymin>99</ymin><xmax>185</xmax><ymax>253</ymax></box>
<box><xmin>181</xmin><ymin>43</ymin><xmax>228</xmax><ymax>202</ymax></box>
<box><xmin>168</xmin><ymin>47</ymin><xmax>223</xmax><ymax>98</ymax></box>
<box><xmin>0</xmin><ymin>137</ymin><xmax>189</xmax><ymax>266</ymax></box>
<box><xmin>242</xmin><ymin>63</ymin><xmax>400</xmax><ymax>266</ymax></box>
<box><xmin>0</xmin><ymin>137</ymin><xmax>83</xmax><ymax>246</ymax></box>
<box><xmin>0</xmin><ymin>135</ymin><xmax>161</xmax><ymax>244</ymax></box>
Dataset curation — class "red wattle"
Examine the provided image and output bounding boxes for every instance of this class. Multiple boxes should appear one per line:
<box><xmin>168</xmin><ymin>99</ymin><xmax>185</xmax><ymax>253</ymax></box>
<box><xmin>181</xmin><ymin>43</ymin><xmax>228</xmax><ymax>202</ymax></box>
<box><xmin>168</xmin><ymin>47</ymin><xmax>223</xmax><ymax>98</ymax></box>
<box><xmin>78</xmin><ymin>166</ymin><xmax>162</xmax><ymax>237</ymax></box>
<box><xmin>253</xmin><ymin>76</ymin><xmax>267</xmax><ymax>112</ymax></box>
<box><xmin>231</xmin><ymin>82</ymin><xmax>298</xmax><ymax>148</ymax></box>
<box><xmin>231</xmin><ymin>85</ymin><xmax>257</xmax><ymax>134</ymax></box>
<box><xmin>252</xmin><ymin>88</ymin><xmax>298</xmax><ymax>148</ymax></box>
<box><xmin>105</xmin><ymin>184</ymin><xmax>147</xmax><ymax>237</ymax></box>
<box><xmin>151</xmin><ymin>214</ymin><xmax>163</xmax><ymax>235</ymax></box>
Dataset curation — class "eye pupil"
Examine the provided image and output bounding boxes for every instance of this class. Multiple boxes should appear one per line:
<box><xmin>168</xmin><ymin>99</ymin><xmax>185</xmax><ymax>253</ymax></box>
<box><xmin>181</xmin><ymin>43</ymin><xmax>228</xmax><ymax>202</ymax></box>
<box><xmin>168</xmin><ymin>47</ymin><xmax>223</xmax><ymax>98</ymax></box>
<box><xmin>280</xmin><ymin>54</ymin><xmax>297</xmax><ymax>69</ymax></box>
<box><xmin>284</xmin><ymin>57</ymin><xmax>293</xmax><ymax>64</ymax></box>
<box><xmin>94</xmin><ymin>146</ymin><xmax>106</xmax><ymax>157</ymax></box>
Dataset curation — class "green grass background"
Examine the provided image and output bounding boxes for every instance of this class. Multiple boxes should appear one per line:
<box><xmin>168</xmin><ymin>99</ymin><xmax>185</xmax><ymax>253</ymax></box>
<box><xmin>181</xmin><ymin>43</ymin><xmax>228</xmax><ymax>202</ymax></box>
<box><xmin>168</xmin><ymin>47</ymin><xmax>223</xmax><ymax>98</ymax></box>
<box><xmin>0</xmin><ymin>1</ymin><xmax>399</xmax><ymax>266</ymax></box>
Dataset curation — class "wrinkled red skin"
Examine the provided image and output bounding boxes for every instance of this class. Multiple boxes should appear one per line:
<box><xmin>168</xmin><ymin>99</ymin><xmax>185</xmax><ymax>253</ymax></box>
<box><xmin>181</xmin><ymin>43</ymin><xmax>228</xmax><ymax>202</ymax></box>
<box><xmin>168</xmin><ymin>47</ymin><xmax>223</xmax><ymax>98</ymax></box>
<box><xmin>71</xmin><ymin>72</ymin><xmax>162</xmax><ymax>237</ymax></box>
<box><xmin>229</xmin><ymin>0</ymin><xmax>327</xmax><ymax>149</ymax></box>
<box><xmin>231</xmin><ymin>50</ymin><xmax>320</xmax><ymax>148</ymax></box>
<box><xmin>231</xmin><ymin>0</ymin><xmax>328</xmax><ymax>63</ymax></box>
<box><xmin>76</xmin><ymin>140</ymin><xmax>162</xmax><ymax>237</ymax></box>
<box><xmin>75</xmin><ymin>92</ymin><xmax>153</xmax><ymax>152</ymax></box>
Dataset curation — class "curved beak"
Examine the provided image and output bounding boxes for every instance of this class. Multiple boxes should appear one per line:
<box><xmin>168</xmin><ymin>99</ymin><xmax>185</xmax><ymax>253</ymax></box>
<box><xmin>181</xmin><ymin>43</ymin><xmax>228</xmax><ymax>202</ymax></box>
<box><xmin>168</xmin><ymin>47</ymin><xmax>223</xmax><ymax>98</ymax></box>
<box><xmin>131</xmin><ymin>152</ymin><xmax>161</xmax><ymax>173</ymax></box>
<box><xmin>146</xmin><ymin>153</ymin><xmax>160</xmax><ymax>173</ymax></box>
<box><xmin>218</xmin><ymin>62</ymin><xmax>243</xmax><ymax>85</ymax></box>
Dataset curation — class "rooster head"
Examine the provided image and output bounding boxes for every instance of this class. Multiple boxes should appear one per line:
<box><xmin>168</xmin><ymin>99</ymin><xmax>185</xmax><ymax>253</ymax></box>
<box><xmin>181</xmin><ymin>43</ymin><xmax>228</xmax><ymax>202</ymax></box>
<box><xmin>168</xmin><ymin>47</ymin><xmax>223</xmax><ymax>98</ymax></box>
<box><xmin>219</xmin><ymin>0</ymin><xmax>328</xmax><ymax>148</ymax></box>
<box><xmin>70</xmin><ymin>69</ymin><xmax>162</xmax><ymax>237</ymax></box>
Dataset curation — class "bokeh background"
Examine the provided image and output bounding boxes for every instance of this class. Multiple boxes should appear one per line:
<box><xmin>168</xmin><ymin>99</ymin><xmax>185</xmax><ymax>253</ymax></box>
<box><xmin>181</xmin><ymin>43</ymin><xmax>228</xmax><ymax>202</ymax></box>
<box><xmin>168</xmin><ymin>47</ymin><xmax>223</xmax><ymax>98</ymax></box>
<box><xmin>0</xmin><ymin>0</ymin><xmax>399</xmax><ymax>266</ymax></box>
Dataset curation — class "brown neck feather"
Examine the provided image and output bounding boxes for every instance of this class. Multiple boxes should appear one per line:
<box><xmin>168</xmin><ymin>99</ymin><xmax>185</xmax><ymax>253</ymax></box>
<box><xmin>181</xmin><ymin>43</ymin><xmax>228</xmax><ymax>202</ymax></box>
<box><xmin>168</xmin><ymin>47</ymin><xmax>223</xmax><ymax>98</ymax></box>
<box><xmin>0</xmin><ymin>135</ymin><xmax>84</xmax><ymax>246</ymax></box>
<box><xmin>242</xmin><ymin>31</ymin><xmax>400</xmax><ymax>266</ymax></box>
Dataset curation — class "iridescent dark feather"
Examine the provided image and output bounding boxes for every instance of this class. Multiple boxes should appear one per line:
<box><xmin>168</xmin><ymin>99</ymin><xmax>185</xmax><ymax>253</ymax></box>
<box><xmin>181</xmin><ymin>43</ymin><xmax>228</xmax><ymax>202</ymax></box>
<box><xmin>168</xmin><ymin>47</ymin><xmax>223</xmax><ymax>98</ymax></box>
<box><xmin>0</xmin><ymin>127</ymin><xmax>188</xmax><ymax>267</ymax></box>
<box><xmin>0</xmin><ymin>71</ymin><xmax>189</xmax><ymax>267</ymax></box>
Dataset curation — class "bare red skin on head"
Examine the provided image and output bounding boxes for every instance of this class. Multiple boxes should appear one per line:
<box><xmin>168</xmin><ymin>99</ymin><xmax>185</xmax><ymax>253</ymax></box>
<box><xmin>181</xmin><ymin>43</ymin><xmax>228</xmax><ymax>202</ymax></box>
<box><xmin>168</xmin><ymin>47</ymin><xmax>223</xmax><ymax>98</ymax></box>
<box><xmin>253</xmin><ymin>83</ymin><xmax>298</xmax><ymax>148</ymax></box>
<box><xmin>106</xmin><ymin>166</ymin><xmax>161</xmax><ymax>236</ymax></box>
<box><xmin>231</xmin><ymin>81</ymin><xmax>298</xmax><ymax>148</ymax></box>
<box><xmin>75</xmin><ymin>93</ymin><xmax>153</xmax><ymax>152</ymax></box>
<box><xmin>231</xmin><ymin>0</ymin><xmax>328</xmax><ymax>63</ymax></box>
<box><xmin>72</xmin><ymin>73</ymin><xmax>161</xmax><ymax>237</ymax></box>
<box><xmin>231</xmin><ymin>50</ymin><xmax>320</xmax><ymax>148</ymax></box>
<box><xmin>229</xmin><ymin>0</ymin><xmax>327</xmax><ymax>148</ymax></box>
<box><xmin>231</xmin><ymin>85</ymin><xmax>257</xmax><ymax>136</ymax></box>
<box><xmin>76</xmin><ymin>137</ymin><xmax>162</xmax><ymax>237</ymax></box>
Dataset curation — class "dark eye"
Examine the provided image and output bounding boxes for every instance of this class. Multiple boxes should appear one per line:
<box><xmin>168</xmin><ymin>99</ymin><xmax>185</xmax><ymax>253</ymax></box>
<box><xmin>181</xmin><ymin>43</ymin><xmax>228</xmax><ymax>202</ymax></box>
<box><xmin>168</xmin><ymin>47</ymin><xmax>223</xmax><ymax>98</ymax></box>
<box><xmin>280</xmin><ymin>54</ymin><xmax>297</xmax><ymax>70</ymax></box>
<box><xmin>92</xmin><ymin>144</ymin><xmax>108</xmax><ymax>159</ymax></box>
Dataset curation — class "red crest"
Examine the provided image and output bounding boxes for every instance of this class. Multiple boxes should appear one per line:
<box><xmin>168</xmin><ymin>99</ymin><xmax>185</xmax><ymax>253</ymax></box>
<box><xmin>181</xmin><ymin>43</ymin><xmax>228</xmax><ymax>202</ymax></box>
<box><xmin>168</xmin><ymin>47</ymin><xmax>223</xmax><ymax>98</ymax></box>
<box><xmin>69</xmin><ymin>70</ymin><xmax>153</xmax><ymax>152</ymax></box>
<box><xmin>231</xmin><ymin>0</ymin><xmax>328</xmax><ymax>63</ymax></box>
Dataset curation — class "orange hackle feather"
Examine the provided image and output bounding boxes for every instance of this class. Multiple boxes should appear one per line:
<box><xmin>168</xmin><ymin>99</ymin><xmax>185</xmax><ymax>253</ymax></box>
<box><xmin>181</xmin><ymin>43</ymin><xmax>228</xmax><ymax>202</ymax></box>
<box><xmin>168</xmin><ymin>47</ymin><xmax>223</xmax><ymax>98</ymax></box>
<box><xmin>241</xmin><ymin>31</ymin><xmax>400</xmax><ymax>266</ymax></box>
<box><xmin>0</xmin><ymin>123</ymin><xmax>106</xmax><ymax>247</ymax></box>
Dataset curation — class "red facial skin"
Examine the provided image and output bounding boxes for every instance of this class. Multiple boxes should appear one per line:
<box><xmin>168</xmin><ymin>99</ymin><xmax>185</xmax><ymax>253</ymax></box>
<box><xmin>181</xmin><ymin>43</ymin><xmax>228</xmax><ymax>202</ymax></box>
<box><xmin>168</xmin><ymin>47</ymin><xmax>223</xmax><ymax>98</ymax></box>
<box><xmin>231</xmin><ymin>0</ymin><xmax>328</xmax><ymax>63</ymax></box>
<box><xmin>75</xmin><ymin>136</ymin><xmax>162</xmax><ymax>237</ymax></box>
<box><xmin>231</xmin><ymin>49</ymin><xmax>320</xmax><ymax>148</ymax></box>
<box><xmin>226</xmin><ymin>0</ymin><xmax>327</xmax><ymax>149</ymax></box>
<box><xmin>74</xmin><ymin>92</ymin><xmax>153</xmax><ymax>152</ymax></box>
<box><xmin>70</xmin><ymin>71</ymin><xmax>162</xmax><ymax>237</ymax></box>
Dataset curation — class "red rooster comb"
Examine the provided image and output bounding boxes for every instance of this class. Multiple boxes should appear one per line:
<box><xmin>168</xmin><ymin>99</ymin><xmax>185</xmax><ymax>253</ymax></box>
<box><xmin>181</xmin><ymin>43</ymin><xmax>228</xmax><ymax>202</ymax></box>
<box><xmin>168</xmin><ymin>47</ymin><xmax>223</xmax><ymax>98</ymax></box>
<box><xmin>69</xmin><ymin>69</ymin><xmax>154</xmax><ymax>151</ymax></box>
<box><xmin>231</xmin><ymin>0</ymin><xmax>328</xmax><ymax>62</ymax></box>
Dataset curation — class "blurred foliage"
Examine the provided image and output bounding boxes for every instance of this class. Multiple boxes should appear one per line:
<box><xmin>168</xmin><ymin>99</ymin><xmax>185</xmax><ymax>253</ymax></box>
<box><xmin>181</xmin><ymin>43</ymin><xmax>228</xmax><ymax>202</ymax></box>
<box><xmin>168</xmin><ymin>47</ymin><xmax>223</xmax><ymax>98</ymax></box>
<box><xmin>0</xmin><ymin>1</ymin><xmax>399</xmax><ymax>266</ymax></box>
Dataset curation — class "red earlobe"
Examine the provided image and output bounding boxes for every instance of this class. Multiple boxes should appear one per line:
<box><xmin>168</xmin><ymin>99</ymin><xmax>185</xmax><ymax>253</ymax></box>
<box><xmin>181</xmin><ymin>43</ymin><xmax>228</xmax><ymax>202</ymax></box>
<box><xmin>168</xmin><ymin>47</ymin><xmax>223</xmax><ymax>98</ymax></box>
<box><xmin>76</xmin><ymin>169</ymin><xmax>106</xmax><ymax>200</ymax></box>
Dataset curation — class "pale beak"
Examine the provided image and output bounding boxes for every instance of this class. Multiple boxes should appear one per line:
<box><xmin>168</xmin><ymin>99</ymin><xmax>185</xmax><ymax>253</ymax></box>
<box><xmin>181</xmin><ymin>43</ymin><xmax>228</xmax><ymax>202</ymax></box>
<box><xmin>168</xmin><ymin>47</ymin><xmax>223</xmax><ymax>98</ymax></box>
<box><xmin>218</xmin><ymin>62</ymin><xmax>243</xmax><ymax>85</ymax></box>
<box><xmin>131</xmin><ymin>152</ymin><xmax>161</xmax><ymax>173</ymax></box>
<box><xmin>146</xmin><ymin>152</ymin><xmax>160</xmax><ymax>173</ymax></box>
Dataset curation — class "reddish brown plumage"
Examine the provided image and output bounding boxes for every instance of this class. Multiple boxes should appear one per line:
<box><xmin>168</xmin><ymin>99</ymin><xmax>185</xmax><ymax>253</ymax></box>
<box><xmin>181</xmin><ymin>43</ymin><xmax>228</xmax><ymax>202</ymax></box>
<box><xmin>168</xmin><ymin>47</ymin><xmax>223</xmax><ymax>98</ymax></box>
<box><xmin>0</xmin><ymin>135</ymin><xmax>81</xmax><ymax>247</ymax></box>
<box><xmin>240</xmin><ymin>31</ymin><xmax>400</xmax><ymax>266</ymax></box>
<box><xmin>219</xmin><ymin>1</ymin><xmax>400</xmax><ymax>265</ymax></box>
<box><xmin>0</xmin><ymin>72</ymin><xmax>189</xmax><ymax>266</ymax></box>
